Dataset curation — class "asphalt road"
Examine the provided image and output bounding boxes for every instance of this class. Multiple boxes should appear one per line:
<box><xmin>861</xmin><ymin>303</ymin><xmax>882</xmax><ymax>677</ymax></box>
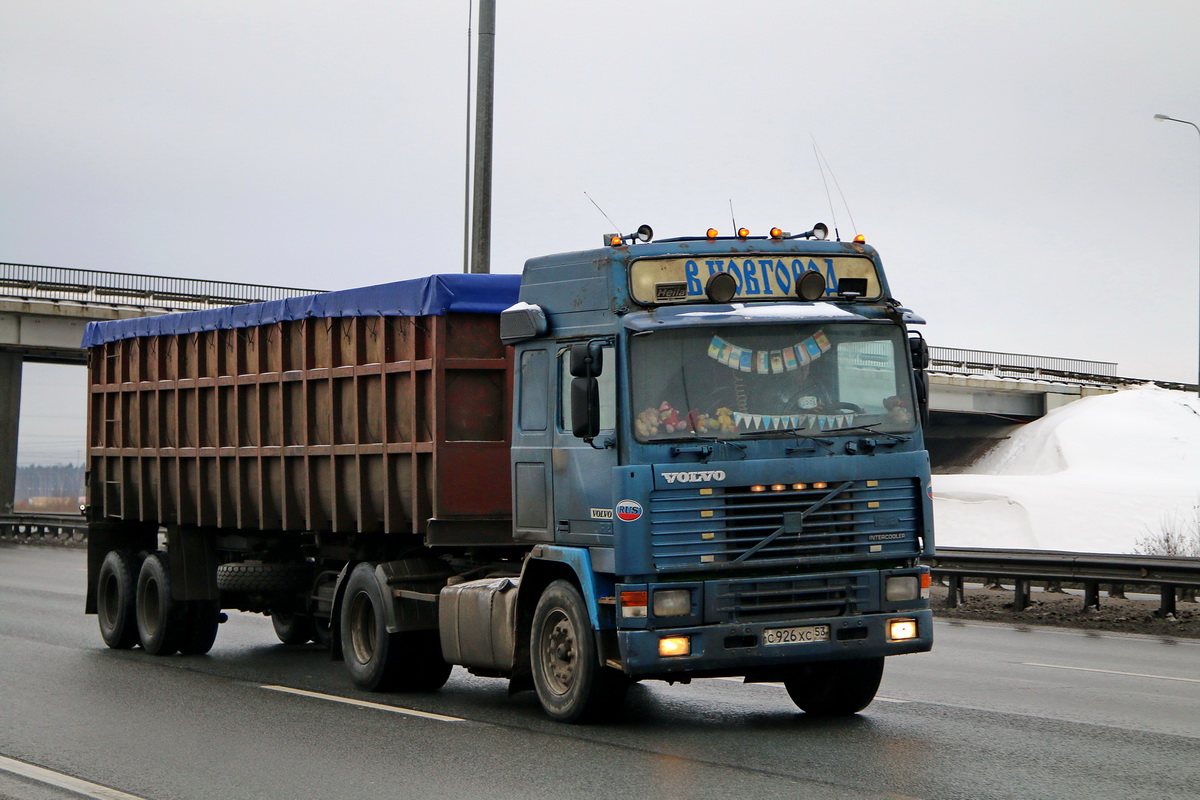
<box><xmin>2</xmin><ymin>545</ymin><xmax>1198</xmax><ymax>800</ymax></box>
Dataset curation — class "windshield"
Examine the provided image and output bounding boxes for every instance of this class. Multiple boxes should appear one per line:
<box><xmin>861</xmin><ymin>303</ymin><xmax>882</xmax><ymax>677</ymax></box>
<box><xmin>629</xmin><ymin>323</ymin><xmax>915</xmax><ymax>441</ymax></box>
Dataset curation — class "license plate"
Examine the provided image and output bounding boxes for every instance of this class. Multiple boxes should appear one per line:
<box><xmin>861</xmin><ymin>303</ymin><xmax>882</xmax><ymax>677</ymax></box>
<box><xmin>763</xmin><ymin>624</ymin><xmax>830</xmax><ymax>645</ymax></box>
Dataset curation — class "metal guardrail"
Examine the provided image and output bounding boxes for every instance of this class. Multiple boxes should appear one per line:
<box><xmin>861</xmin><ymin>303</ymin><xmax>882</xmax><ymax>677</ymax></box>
<box><xmin>5</xmin><ymin>522</ymin><xmax>1196</xmax><ymax>618</ymax></box>
<box><xmin>0</xmin><ymin>262</ymin><xmax>323</xmax><ymax>311</ymax></box>
<box><xmin>927</xmin><ymin>547</ymin><xmax>1200</xmax><ymax>618</ymax></box>
<box><xmin>0</xmin><ymin>513</ymin><xmax>88</xmax><ymax>546</ymax></box>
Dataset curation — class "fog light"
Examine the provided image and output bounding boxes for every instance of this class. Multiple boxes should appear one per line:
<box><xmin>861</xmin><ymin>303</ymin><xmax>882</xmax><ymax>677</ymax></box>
<box><xmin>653</xmin><ymin>589</ymin><xmax>691</xmax><ymax>617</ymax></box>
<box><xmin>659</xmin><ymin>636</ymin><xmax>691</xmax><ymax>657</ymax></box>
<box><xmin>888</xmin><ymin>618</ymin><xmax>918</xmax><ymax>642</ymax></box>
<box><xmin>886</xmin><ymin>576</ymin><xmax>919</xmax><ymax>602</ymax></box>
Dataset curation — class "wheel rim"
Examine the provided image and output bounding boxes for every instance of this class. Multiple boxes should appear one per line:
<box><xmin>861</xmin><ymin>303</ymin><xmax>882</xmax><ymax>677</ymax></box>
<box><xmin>348</xmin><ymin>591</ymin><xmax>377</xmax><ymax>666</ymax></box>
<box><xmin>539</xmin><ymin>608</ymin><xmax>577</xmax><ymax>696</ymax></box>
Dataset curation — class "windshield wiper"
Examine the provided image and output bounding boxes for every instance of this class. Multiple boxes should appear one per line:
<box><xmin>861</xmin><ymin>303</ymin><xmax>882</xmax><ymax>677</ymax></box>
<box><xmin>835</xmin><ymin>422</ymin><xmax>912</xmax><ymax>442</ymax></box>
<box><xmin>776</xmin><ymin>427</ymin><xmax>836</xmax><ymax>454</ymax></box>
<box><xmin>647</xmin><ymin>432</ymin><xmax>747</xmax><ymax>460</ymax></box>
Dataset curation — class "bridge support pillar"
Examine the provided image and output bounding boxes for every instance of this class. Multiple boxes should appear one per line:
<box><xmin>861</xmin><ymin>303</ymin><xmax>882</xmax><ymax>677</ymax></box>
<box><xmin>0</xmin><ymin>352</ymin><xmax>21</xmax><ymax>514</ymax></box>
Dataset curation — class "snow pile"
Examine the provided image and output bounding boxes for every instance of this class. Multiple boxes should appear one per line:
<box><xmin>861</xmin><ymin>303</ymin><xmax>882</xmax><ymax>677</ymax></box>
<box><xmin>932</xmin><ymin>384</ymin><xmax>1200</xmax><ymax>554</ymax></box>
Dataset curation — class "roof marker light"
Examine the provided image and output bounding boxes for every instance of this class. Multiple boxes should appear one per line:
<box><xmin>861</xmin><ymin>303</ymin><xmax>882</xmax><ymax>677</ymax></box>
<box><xmin>737</xmin><ymin>227</ymin><xmax>750</xmax><ymax>239</ymax></box>
<box><xmin>853</xmin><ymin>234</ymin><xmax>866</xmax><ymax>243</ymax></box>
<box><xmin>707</xmin><ymin>228</ymin><xmax>719</xmax><ymax>239</ymax></box>
<box><xmin>770</xmin><ymin>227</ymin><xmax>784</xmax><ymax>238</ymax></box>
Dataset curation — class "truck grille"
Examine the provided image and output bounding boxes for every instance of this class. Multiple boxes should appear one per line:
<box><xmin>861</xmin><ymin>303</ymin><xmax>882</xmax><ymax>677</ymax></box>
<box><xmin>648</xmin><ymin>477</ymin><xmax>920</xmax><ymax>572</ymax></box>
<box><xmin>708</xmin><ymin>572</ymin><xmax>874</xmax><ymax>623</ymax></box>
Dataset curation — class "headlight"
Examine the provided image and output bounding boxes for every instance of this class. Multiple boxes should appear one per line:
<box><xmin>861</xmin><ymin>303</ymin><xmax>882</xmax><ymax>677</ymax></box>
<box><xmin>885</xmin><ymin>576</ymin><xmax>919</xmax><ymax>602</ymax></box>
<box><xmin>653</xmin><ymin>589</ymin><xmax>691</xmax><ymax>617</ymax></box>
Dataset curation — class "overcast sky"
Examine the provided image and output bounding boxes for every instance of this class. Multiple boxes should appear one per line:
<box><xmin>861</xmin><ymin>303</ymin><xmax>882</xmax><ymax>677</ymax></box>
<box><xmin>3</xmin><ymin>1</ymin><xmax>1199</xmax><ymax>463</ymax></box>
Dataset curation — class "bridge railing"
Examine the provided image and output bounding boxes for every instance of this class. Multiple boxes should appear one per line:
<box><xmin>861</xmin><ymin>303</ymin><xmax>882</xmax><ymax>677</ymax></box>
<box><xmin>928</xmin><ymin>346</ymin><xmax>1196</xmax><ymax>392</ymax></box>
<box><xmin>0</xmin><ymin>262</ymin><xmax>322</xmax><ymax>311</ymax></box>
<box><xmin>929</xmin><ymin>346</ymin><xmax>1118</xmax><ymax>378</ymax></box>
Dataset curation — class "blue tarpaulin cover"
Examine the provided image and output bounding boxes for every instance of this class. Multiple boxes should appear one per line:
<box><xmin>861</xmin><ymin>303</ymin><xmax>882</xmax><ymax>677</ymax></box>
<box><xmin>81</xmin><ymin>273</ymin><xmax>523</xmax><ymax>347</ymax></box>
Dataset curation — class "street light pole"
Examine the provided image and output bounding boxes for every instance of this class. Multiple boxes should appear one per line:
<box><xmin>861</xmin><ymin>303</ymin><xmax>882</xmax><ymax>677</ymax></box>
<box><xmin>1154</xmin><ymin>113</ymin><xmax>1200</xmax><ymax>396</ymax></box>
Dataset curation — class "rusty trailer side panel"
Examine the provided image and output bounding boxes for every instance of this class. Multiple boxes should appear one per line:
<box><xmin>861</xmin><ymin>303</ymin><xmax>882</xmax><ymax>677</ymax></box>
<box><xmin>87</xmin><ymin>312</ymin><xmax>513</xmax><ymax>537</ymax></box>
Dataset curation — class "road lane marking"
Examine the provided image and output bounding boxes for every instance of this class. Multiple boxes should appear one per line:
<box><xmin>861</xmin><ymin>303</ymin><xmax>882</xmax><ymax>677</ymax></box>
<box><xmin>0</xmin><ymin>754</ymin><xmax>149</xmax><ymax>800</ymax></box>
<box><xmin>1022</xmin><ymin>662</ymin><xmax>1200</xmax><ymax>683</ymax></box>
<box><xmin>261</xmin><ymin>685</ymin><xmax>465</xmax><ymax>722</ymax></box>
<box><xmin>936</xmin><ymin>619</ymin><xmax>1200</xmax><ymax>646</ymax></box>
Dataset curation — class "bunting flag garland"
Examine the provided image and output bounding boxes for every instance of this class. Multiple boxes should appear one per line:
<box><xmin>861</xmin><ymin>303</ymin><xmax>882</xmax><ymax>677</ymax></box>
<box><xmin>732</xmin><ymin>411</ymin><xmax>855</xmax><ymax>431</ymax></box>
<box><xmin>707</xmin><ymin>331</ymin><xmax>830</xmax><ymax>372</ymax></box>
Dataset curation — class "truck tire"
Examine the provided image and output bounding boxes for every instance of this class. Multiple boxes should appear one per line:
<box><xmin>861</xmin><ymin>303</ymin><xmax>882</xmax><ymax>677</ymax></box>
<box><xmin>178</xmin><ymin>600</ymin><xmax>221</xmax><ymax>655</ymax></box>
<box><xmin>783</xmin><ymin>657</ymin><xmax>884</xmax><ymax>715</ymax></box>
<box><xmin>271</xmin><ymin>611</ymin><xmax>314</xmax><ymax>645</ymax></box>
<box><xmin>97</xmin><ymin>549</ymin><xmax>141</xmax><ymax>649</ymax></box>
<box><xmin>531</xmin><ymin>579</ymin><xmax>628</xmax><ymax>723</ymax></box>
<box><xmin>216</xmin><ymin>562</ymin><xmax>312</xmax><ymax>594</ymax></box>
<box><xmin>340</xmin><ymin>563</ymin><xmax>451</xmax><ymax>692</ymax></box>
<box><xmin>135</xmin><ymin>551</ymin><xmax>185</xmax><ymax>656</ymax></box>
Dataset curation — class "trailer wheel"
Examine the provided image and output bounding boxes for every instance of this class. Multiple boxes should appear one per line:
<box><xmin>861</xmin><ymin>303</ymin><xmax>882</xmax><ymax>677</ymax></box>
<box><xmin>340</xmin><ymin>563</ymin><xmax>451</xmax><ymax>692</ymax></box>
<box><xmin>135</xmin><ymin>551</ymin><xmax>185</xmax><ymax>656</ymax></box>
<box><xmin>783</xmin><ymin>657</ymin><xmax>884</xmax><ymax>715</ymax></box>
<box><xmin>531</xmin><ymin>580</ymin><xmax>628</xmax><ymax>723</ymax></box>
<box><xmin>178</xmin><ymin>600</ymin><xmax>221</xmax><ymax>655</ymax></box>
<box><xmin>97</xmin><ymin>549</ymin><xmax>141</xmax><ymax>649</ymax></box>
<box><xmin>271</xmin><ymin>611</ymin><xmax>314</xmax><ymax>645</ymax></box>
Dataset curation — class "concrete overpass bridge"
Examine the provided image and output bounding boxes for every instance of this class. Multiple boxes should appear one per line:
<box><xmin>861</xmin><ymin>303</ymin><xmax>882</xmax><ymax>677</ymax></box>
<box><xmin>1</xmin><ymin>261</ymin><xmax>1183</xmax><ymax>510</ymax></box>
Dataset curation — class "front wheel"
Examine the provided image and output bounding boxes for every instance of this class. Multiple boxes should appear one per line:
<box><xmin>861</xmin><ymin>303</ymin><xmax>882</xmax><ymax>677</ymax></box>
<box><xmin>530</xmin><ymin>580</ymin><xmax>628</xmax><ymax>723</ymax></box>
<box><xmin>783</xmin><ymin>657</ymin><xmax>884</xmax><ymax>715</ymax></box>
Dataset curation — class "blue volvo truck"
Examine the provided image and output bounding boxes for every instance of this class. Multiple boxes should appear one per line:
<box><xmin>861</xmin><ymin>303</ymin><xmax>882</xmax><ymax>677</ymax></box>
<box><xmin>85</xmin><ymin>224</ymin><xmax>933</xmax><ymax>723</ymax></box>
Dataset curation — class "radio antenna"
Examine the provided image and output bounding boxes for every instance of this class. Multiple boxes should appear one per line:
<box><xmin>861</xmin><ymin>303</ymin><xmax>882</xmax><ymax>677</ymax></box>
<box><xmin>812</xmin><ymin>137</ymin><xmax>858</xmax><ymax>240</ymax></box>
<box><xmin>584</xmin><ymin>191</ymin><xmax>621</xmax><ymax>232</ymax></box>
<box><xmin>812</xmin><ymin>140</ymin><xmax>839</xmax><ymax>240</ymax></box>
<box><xmin>729</xmin><ymin>199</ymin><xmax>737</xmax><ymax>232</ymax></box>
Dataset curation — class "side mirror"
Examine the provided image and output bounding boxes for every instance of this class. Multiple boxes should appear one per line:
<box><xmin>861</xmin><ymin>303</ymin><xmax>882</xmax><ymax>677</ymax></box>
<box><xmin>571</xmin><ymin>376</ymin><xmax>600</xmax><ymax>438</ymax></box>
<box><xmin>909</xmin><ymin>334</ymin><xmax>930</xmax><ymax>426</ymax></box>
<box><xmin>569</xmin><ymin>341</ymin><xmax>603</xmax><ymax>378</ymax></box>
<box><xmin>908</xmin><ymin>335</ymin><xmax>930</xmax><ymax>370</ymax></box>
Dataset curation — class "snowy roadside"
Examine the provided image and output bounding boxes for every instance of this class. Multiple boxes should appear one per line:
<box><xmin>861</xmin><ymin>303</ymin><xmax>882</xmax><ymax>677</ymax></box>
<box><xmin>932</xmin><ymin>384</ymin><xmax>1200</xmax><ymax>556</ymax></box>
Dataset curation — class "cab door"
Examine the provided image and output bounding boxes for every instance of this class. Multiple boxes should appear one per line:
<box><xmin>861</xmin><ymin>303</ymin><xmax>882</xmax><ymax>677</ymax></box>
<box><xmin>552</xmin><ymin>343</ymin><xmax>617</xmax><ymax>547</ymax></box>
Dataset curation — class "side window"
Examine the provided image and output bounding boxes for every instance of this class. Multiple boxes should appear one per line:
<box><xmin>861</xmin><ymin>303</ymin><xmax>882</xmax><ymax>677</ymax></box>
<box><xmin>519</xmin><ymin>349</ymin><xmax>549</xmax><ymax>432</ymax></box>
<box><xmin>558</xmin><ymin>345</ymin><xmax>616</xmax><ymax>432</ymax></box>
<box><xmin>836</xmin><ymin>340</ymin><xmax>897</xmax><ymax>414</ymax></box>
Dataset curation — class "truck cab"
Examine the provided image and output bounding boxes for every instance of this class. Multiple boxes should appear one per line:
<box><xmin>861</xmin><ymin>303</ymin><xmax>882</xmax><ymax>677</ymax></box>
<box><xmin>501</xmin><ymin>227</ymin><xmax>933</xmax><ymax>720</ymax></box>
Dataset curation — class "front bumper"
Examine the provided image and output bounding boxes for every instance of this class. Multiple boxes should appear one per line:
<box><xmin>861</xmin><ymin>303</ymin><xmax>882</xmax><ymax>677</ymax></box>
<box><xmin>617</xmin><ymin>608</ymin><xmax>933</xmax><ymax>678</ymax></box>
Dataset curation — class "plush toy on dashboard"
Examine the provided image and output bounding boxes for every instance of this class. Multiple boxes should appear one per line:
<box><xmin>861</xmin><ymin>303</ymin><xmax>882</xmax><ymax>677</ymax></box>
<box><xmin>635</xmin><ymin>407</ymin><xmax>661</xmax><ymax>438</ymax></box>
<box><xmin>884</xmin><ymin>395</ymin><xmax>911</xmax><ymax>425</ymax></box>
<box><xmin>657</xmin><ymin>401</ymin><xmax>686</xmax><ymax>433</ymax></box>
